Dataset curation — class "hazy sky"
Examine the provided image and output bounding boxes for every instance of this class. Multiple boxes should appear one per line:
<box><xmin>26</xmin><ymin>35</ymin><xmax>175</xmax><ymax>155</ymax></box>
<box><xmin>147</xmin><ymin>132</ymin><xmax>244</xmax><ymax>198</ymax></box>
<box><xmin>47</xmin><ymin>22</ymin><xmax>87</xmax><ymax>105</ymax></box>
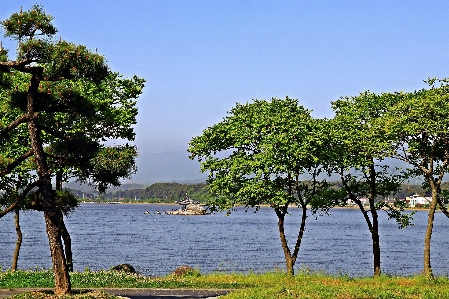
<box><xmin>2</xmin><ymin>1</ymin><xmax>449</xmax><ymax>157</ymax></box>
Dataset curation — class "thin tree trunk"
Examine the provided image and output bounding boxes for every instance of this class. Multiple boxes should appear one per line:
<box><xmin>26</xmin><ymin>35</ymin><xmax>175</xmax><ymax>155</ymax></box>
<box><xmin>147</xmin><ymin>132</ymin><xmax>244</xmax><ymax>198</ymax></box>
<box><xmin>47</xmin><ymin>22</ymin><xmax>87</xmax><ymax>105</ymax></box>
<box><xmin>353</xmin><ymin>195</ymin><xmax>380</xmax><ymax>277</ymax></box>
<box><xmin>368</xmin><ymin>160</ymin><xmax>381</xmax><ymax>277</ymax></box>
<box><xmin>371</xmin><ymin>213</ymin><xmax>381</xmax><ymax>277</ymax></box>
<box><xmin>27</xmin><ymin>71</ymin><xmax>71</xmax><ymax>295</ymax></box>
<box><xmin>423</xmin><ymin>188</ymin><xmax>438</xmax><ymax>277</ymax></box>
<box><xmin>342</xmin><ymin>160</ymin><xmax>381</xmax><ymax>278</ymax></box>
<box><xmin>277</xmin><ymin>212</ymin><xmax>295</xmax><ymax>275</ymax></box>
<box><xmin>56</xmin><ymin>171</ymin><xmax>63</xmax><ymax>191</ymax></box>
<box><xmin>11</xmin><ymin>208</ymin><xmax>22</xmax><ymax>271</ymax></box>
<box><xmin>291</xmin><ymin>204</ymin><xmax>307</xmax><ymax>269</ymax></box>
<box><xmin>56</xmin><ymin>171</ymin><xmax>73</xmax><ymax>272</ymax></box>
<box><xmin>58</xmin><ymin>211</ymin><xmax>73</xmax><ymax>272</ymax></box>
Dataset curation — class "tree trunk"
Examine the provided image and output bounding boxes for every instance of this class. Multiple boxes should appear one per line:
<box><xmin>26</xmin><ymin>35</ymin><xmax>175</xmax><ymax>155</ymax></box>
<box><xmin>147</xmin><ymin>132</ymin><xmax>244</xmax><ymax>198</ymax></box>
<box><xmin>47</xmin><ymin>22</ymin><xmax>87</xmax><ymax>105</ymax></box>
<box><xmin>291</xmin><ymin>204</ymin><xmax>307</xmax><ymax>270</ymax></box>
<box><xmin>423</xmin><ymin>188</ymin><xmax>438</xmax><ymax>277</ymax></box>
<box><xmin>371</xmin><ymin>214</ymin><xmax>381</xmax><ymax>277</ymax></box>
<box><xmin>368</xmin><ymin>160</ymin><xmax>381</xmax><ymax>277</ymax></box>
<box><xmin>277</xmin><ymin>212</ymin><xmax>294</xmax><ymax>275</ymax></box>
<box><xmin>56</xmin><ymin>171</ymin><xmax>63</xmax><ymax>191</ymax></box>
<box><xmin>58</xmin><ymin>211</ymin><xmax>73</xmax><ymax>272</ymax></box>
<box><xmin>276</xmin><ymin>203</ymin><xmax>307</xmax><ymax>276</ymax></box>
<box><xmin>56</xmin><ymin>171</ymin><xmax>73</xmax><ymax>272</ymax></box>
<box><xmin>347</xmin><ymin>161</ymin><xmax>381</xmax><ymax>277</ymax></box>
<box><xmin>27</xmin><ymin>71</ymin><xmax>71</xmax><ymax>295</ymax></box>
<box><xmin>11</xmin><ymin>208</ymin><xmax>22</xmax><ymax>271</ymax></box>
<box><xmin>353</xmin><ymin>196</ymin><xmax>381</xmax><ymax>277</ymax></box>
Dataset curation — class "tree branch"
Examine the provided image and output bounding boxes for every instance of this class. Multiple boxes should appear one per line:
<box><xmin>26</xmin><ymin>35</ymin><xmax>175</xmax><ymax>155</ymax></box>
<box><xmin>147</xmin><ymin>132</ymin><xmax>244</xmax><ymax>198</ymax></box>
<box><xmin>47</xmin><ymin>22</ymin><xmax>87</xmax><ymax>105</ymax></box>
<box><xmin>0</xmin><ymin>149</ymin><xmax>34</xmax><ymax>176</ymax></box>
<box><xmin>0</xmin><ymin>114</ymin><xmax>30</xmax><ymax>138</ymax></box>
<box><xmin>437</xmin><ymin>198</ymin><xmax>449</xmax><ymax>218</ymax></box>
<box><xmin>0</xmin><ymin>181</ymin><xmax>40</xmax><ymax>218</ymax></box>
<box><xmin>0</xmin><ymin>60</ymin><xmax>34</xmax><ymax>73</ymax></box>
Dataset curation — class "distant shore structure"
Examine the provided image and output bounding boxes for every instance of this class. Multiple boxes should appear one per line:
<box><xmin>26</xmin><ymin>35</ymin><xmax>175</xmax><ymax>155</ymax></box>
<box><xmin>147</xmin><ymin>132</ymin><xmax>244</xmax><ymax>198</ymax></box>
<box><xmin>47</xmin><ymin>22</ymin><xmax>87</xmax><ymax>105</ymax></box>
<box><xmin>176</xmin><ymin>194</ymin><xmax>201</xmax><ymax>210</ymax></box>
<box><xmin>164</xmin><ymin>193</ymin><xmax>208</xmax><ymax>215</ymax></box>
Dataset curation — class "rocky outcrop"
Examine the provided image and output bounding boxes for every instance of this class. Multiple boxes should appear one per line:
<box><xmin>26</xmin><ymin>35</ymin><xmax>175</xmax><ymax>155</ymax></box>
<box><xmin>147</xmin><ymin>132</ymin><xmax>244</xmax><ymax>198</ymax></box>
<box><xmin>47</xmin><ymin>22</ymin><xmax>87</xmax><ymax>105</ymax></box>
<box><xmin>166</xmin><ymin>203</ymin><xmax>208</xmax><ymax>215</ymax></box>
<box><xmin>166</xmin><ymin>195</ymin><xmax>209</xmax><ymax>215</ymax></box>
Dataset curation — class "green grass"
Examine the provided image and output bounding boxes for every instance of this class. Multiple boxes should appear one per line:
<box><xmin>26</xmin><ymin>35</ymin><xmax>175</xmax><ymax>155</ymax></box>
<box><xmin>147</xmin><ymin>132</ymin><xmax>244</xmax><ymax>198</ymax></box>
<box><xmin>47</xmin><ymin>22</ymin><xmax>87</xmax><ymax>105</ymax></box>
<box><xmin>2</xmin><ymin>268</ymin><xmax>449</xmax><ymax>299</ymax></box>
<box><xmin>9</xmin><ymin>290</ymin><xmax>117</xmax><ymax>299</ymax></box>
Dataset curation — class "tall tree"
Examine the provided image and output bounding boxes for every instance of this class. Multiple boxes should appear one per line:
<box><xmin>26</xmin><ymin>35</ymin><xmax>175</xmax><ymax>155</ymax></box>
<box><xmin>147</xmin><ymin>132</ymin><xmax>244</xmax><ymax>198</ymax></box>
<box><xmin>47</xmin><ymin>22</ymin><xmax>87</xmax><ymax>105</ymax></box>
<box><xmin>188</xmin><ymin>97</ymin><xmax>334</xmax><ymax>275</ymax></box>
<box><xmin>383</xmin><ymin>79</ymin><xmax>449</xmax><ymax>277</ymax></box>
<box><xmin>0</xmin><ymin>5</ymin><xmax>144</xmax><ymax>294</ymax></box>
<box><xmin>327</xmin><ymin>91</ymin><xmax>413</xmax><ymax>277</ymax></box>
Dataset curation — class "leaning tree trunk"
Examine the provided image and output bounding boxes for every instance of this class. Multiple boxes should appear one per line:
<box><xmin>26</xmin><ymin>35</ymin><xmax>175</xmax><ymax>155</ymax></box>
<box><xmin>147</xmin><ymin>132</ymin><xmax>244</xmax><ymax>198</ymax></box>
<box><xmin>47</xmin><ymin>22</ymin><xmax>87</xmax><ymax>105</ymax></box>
<box><xmin>353</xmin><ymin>196</ymin><xmax>380</xmax><ymax>277</ymax></box>
<box><xmin>58</xmin><ymin>211</ymin><xmax>73</xmax><ymax>272</ymax></box>
<box><xmin>343</xmin><ymin>160</ymin><xmax>381</xmax><ymax>277</ymax></box>
<box><xmin>11</xmin><ymin>208</ymin><xmax>22</xmax><ymax>271</ymax></box>
<box><xmin>277</xmin><ymin>212</ymin><xmax>294</xmax><ymax>275</ymax></box>
<box><xmin>27</xmin><ymin>71</ymin><xmax>71</xmax><ymax>295</ymax></box>
<box><xmin>56</xmin><ymin>171</ymin><xmax>74</xmax><ymax>272</ymax></box>
<box><xmin>423</xmin><ymin>187</ymin><xmax>438</xmax><ymax>277</ymax></box>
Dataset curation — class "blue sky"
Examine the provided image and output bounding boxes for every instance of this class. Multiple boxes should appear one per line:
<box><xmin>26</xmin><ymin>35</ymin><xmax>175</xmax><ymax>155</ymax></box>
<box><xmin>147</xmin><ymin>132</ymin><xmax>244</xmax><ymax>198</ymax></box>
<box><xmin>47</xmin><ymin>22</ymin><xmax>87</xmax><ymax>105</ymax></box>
<box><xmin>1</xmin><ymin>1</ymin><xmax>449</xmax><ymax>182</ymax></box>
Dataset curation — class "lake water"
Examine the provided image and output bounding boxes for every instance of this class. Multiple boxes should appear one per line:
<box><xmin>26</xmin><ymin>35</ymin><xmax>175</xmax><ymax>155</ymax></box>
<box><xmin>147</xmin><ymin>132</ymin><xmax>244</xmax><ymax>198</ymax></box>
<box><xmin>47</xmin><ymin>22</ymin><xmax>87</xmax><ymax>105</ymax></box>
<box><xmin>0</xmin><ymin>204</ymin><xmax>448</xmax><ymax>277</ymax></box>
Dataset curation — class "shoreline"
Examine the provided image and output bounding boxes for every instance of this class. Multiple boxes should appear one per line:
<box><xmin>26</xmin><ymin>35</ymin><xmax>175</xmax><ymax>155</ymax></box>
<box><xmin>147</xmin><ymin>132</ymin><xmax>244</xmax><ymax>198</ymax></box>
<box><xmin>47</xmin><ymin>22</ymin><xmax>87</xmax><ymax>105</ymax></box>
<box><xmin>78</xmin><ymin>201</ymin><xmax>437</xmax><ymax>212</ymax></box>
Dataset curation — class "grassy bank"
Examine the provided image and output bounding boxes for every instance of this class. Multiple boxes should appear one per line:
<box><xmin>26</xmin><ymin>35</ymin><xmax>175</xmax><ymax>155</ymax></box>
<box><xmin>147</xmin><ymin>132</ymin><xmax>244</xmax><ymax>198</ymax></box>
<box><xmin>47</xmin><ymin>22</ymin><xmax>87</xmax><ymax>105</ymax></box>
<box><xmin>2</xmin><ymin>268</ymin><xmax>449</xmax><ymax>298</ymax></box>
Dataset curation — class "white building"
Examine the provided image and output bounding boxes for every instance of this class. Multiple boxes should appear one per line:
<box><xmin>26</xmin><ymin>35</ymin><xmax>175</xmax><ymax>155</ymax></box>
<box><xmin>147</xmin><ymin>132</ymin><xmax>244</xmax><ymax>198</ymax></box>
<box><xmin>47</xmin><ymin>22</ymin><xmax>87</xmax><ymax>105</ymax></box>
<box><xmin>346</xmin><ymin>197</ymin><xmax>369</xmax><ymax>206</ymax></box>
<box><xmin>406</xmin><ymin>194</ymin><xmax>432</xmax><ymax>207</ymax></box>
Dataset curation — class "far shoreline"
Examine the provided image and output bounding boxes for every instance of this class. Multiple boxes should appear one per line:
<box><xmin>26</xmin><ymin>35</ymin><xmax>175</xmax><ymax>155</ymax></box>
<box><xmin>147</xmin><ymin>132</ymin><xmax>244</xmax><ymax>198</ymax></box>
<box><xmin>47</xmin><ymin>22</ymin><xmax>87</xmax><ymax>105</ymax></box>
<box><xmin>78</xmin><ymin>201</ymin><xmax>437</xmax><ymax>212</ymax></box>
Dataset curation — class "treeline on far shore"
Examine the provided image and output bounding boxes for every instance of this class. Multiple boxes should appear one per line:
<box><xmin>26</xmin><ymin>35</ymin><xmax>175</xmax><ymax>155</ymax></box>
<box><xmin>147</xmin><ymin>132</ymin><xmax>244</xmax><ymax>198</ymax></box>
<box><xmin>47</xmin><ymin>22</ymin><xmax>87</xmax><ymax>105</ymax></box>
<box><xmin>68</xmin><ymin>181</ymin><xmax>449</xmax><ymax>205</ymax></box>
<box><xmin>70</xmin><ymin>182</ymin><xmax>209</xmax><ymax>203</ymax></box>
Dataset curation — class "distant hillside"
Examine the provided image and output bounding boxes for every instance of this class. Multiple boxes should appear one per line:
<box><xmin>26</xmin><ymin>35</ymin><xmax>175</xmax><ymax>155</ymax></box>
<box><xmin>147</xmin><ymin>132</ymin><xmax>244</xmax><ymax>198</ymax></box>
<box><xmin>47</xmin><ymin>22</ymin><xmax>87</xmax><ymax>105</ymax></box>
<box><xmin>64</xmin><ymin>181</ymin><xmax>148</xmax><ymax>194</ymax></box>
<box><xmin>63</xmin><ymin>154</ymin><xmax>445</xmax><ymax>201</ymax></box>
<box><xmin>110</xmin><ymin>182</ymin><xmax>208</xmax><ymax>202</ymax></box>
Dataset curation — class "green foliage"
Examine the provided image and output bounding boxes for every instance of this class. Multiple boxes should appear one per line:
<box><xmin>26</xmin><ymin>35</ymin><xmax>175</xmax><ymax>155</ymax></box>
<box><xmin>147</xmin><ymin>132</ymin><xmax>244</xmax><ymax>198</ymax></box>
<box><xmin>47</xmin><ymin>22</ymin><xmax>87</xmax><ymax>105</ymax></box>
<box><xmin>189</xmin><ymin>97</ymin><xmax>336</xmax><ymax>275</ymax></box>
<box><xmin>84</xmin><ymin>144</ymin><xmax>138</xmax><ymax>193</ymax></box>
<box><xmin>327</xmin><ymin>91</ymin><xmax>411</xmax><ymax>225</ymax></box>
<box><xmin>383</xmin><ymin>79</ymin><xmax>449</xmax><ymax>190</ymax></box>
<box><xmin>0</xmin><ymin>5</ymin><xmax>144</xmax><ymax>293</ymax></box>
<box><xmin>188</xmin><ymin>97</ymin><xmax>333</xmax><ymax>211</ymax></box>
<box><xmin>376</xmin><ymin>199</ymin><xmax>415</xmax><ymax>229</ymax></box>
<box><xmin>0</xmin><ymin>4</ymin><xmax>145</xmax><ymax>214</ymax></box>
<box><xmin>1</xmin><ymin>5</ymin><xmax>57</xmax><ymax>41</ymax></box>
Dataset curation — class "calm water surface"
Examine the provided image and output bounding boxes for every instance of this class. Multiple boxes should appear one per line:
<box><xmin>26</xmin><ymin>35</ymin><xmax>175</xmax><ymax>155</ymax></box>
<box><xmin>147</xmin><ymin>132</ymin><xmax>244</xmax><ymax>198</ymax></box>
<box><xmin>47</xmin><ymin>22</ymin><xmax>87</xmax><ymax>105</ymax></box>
<box><xmin>0</xmin><ymin>204</ymin><xmax>448</xmax><ymax>277</ymax></box>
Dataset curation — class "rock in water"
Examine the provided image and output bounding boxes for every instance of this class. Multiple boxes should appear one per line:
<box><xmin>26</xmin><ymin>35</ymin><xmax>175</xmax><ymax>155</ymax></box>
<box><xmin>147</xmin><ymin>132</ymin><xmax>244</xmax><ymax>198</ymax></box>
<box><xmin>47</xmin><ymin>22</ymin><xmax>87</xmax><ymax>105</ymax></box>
<box><xmin>168</xmin><ymin>194</ymin><xmax>208</xmax><ymax>215</ymax></box>
<box><xmin>186</xmin><ymin>203</ymin><xmax>207</xmax><ymax>214</ymax></box>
